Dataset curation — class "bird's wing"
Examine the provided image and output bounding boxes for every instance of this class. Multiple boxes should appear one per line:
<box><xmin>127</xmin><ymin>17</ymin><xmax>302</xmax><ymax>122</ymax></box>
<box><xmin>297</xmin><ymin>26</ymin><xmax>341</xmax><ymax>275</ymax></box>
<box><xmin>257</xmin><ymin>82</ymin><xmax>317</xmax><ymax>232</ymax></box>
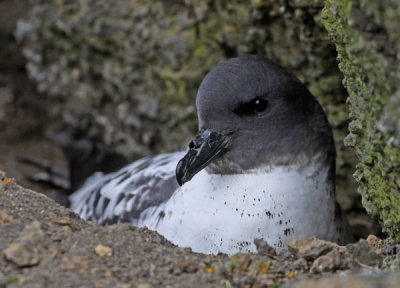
<box><xmin>69</xmin><ymin>152</ymin><xmax>184</xmax><ymax>225</ymax></box>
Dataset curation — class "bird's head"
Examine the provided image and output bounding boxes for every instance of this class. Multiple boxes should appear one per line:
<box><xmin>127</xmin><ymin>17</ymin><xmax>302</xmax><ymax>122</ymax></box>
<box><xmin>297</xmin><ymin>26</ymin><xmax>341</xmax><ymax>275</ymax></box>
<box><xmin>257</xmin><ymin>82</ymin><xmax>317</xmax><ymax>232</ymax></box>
<box><xmin>176</xmin><ymin>55</ymin><xmax>334</xmax><ymax>186</ymax></box>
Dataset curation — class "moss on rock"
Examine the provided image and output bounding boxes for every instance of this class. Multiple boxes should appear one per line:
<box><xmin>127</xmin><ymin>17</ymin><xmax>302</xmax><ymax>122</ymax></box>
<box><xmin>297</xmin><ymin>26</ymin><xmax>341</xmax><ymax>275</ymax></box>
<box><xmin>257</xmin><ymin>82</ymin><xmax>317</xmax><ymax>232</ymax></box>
<box><xmin>18</xmin><ymin>0</ymin><xmax>348</xmax><ymax>157</ymax></box>
<box><xmin>322</xmin><ymin>0</ymin><xmax>400</xmax><ymax>239</ymax></box>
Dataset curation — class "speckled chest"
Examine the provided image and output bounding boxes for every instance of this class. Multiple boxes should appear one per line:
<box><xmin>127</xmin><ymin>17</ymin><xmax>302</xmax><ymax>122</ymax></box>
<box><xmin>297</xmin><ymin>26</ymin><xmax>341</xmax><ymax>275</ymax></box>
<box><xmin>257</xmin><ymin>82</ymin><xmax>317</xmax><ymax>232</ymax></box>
<box><xmin>139</xmin><ymin>164</ymin><xmax>336</xmax><ymax>255</ymax></box>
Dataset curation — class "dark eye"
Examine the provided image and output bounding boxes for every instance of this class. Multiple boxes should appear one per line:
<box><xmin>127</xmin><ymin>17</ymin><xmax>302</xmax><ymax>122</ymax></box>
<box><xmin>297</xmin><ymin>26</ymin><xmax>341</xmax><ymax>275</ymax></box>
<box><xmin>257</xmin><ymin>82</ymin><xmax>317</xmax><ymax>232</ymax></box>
<box><xmin>233</xmin><ymin>97</ymin><xmax>269</xmax><ymax>116</ymax></box>
<box><xmin>252</xmin><ymin>98</ymin><xmax>268</xmax><ymax>112</ymax></box>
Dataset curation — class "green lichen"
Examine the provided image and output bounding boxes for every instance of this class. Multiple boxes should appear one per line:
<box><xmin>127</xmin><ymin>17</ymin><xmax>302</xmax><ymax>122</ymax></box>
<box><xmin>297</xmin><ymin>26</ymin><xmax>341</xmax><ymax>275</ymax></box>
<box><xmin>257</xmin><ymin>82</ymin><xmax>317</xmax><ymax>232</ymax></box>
<box><xmin>323</xmin><ymin>0</ymin><xmax>400</xmax><ymax>239</ymax></box>
<box><xmin>8</xmin><ymin>275</ymin><xmax>20</xmax><ymax>283</ymax></box>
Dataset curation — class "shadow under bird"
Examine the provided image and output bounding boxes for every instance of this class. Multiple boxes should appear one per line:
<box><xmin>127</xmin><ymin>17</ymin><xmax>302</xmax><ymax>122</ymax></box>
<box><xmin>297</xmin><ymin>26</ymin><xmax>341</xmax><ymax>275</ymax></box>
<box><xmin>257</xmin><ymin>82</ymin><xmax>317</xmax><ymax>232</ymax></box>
<box><xmin>70</xmin><ymin>55</ymin><xmax>352</xmax><ymax>254</ymax></box>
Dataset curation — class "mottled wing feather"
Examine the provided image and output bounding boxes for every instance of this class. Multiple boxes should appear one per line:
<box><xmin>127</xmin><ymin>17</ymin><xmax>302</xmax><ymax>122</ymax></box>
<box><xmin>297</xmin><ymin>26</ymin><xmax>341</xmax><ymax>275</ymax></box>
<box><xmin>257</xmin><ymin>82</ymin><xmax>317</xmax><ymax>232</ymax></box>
<box><xmin>69</xmin><ymin>152</ymin><xmax>184</xmax><ymax>225</ymax></box>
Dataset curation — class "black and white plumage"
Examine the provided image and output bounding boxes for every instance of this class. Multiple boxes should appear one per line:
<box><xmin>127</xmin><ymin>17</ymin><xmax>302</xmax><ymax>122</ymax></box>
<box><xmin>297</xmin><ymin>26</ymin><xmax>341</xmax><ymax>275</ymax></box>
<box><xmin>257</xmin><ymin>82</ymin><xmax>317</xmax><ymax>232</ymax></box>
<box><xmin>70</xmin><ymin>152</ymin><xmax>183</xmax><ymax>225</ymax></box>
<box><xmin>70</xmin><ymin>55</ymin><xmax>352</xmax><ymax>254</ymax></box>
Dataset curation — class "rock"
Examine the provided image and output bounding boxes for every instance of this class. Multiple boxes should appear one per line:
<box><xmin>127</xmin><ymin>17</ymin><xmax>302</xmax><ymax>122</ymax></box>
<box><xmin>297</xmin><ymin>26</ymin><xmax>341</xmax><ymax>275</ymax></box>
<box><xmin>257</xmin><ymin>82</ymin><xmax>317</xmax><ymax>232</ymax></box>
<box><xmin>94</xmin><ymin>244</ymin><xmax>112</xmax><ymax>257</ymax></box>
<box><xmin>254</xmin><ymin>238</ymin><xmax>276</xmax><ymax>256</ymax></box>
<box><xmin>3</xmin><ymin>221</ymin><xmax>45</xmax><ymax>267</ymax></box>
<box><xmin>134</xmin><ymin>284</ymin><xmax>152</xmax><ymax>288</ymax></box>
<box><xmin>378</xmin><ymin>237</ymin><xmax>397</xmax><ymax>256</ymax></box>
<box><xmin>175</xmin><ymin>260</ymin><xmax>198</xmax><ymax>274</ymax></box>
<box><xmin>0</xmin><ymin>86</ymin><xmax>13</xmax><ymax>119</ymax></box>
<box><xmin>366</xmin><ymin>235</ymin><xmax>382</xmax><ymax>246</ymax></box>
<box><xmin>0</xmin><ymin>271</ymin><xmax>5</xmax><ymax>287</ymax></box>
<box><xmin>3</xmin><ymin>243</ymin><xmax>39</xmax><ymax>267</ymax></box>
<box><xmin>291</xmin><ymin>272</ymin><xmax>400</xmax><ymax>288</ymax></box>
<box><xmin>381</xmin><ymin>244</ymin><xmax>397</xmax><ymax>256</ymax></box>
<box><xmin>293</xmin><ymin>258</ymin><xmax>308</xmax><ymax>271</ymax></box>
<box><xmin>227</xmin><ymin>253</ymin><xmax>253</xmax><ymax>274</ymax></box>
<box><xmin>50</xmin><ymin>217</ymin><xmax>71</xmax><ymax>226</ymax></box>
<box><xmin>0</xmin><ymin>210</ymin><xmax>14</xmax><ymax>224</ymax></box>
<box><xmin>59</xmin><ymin>255</ymin><xmax>91</xmax><ymax>272</ymax></box>
<box><xmin>138</xmin><ymin>98</ymin><xmax>159</xmax><ymax>119</ymax></box>
<box><xmin>323</xmin><ymin>0</ymin><xmax>400</xmax><ymax>240</ymax></box>
<box><xmin>287</xmin><ymin>238</ymin><xmax>339</xmax><ymax>261</ymax></box>
<box><xmin>247</xmin><ymin>260</ymin><xmax>271</xmax><ymax>277</ymax></box>
<box><xmin>253</xmin><ymin>274</ymin><xmax>275</xmax><ymax>288</ymax></box>
<box><xmin>346</xmin><ymin>239</ymin><xmax>382</xmax><ymax>267</ymax></box>
<box><xmin>310</xmin><ymin>250</ymin><xmax>341</xmax><ymax>273</ymax></box>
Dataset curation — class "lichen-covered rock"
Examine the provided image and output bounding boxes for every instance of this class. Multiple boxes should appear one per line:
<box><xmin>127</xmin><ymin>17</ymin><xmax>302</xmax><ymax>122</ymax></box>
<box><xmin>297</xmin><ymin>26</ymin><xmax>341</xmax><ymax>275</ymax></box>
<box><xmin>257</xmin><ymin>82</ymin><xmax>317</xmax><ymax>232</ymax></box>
<box><xmin>310</xmin><ymin>250</ymin><xmax>341</xmax><ymax>273</ymax></box>
<box><xmin>287</xmin><ymin>238</ymin><xmax>339</xmax><ymax>261</ymax></box>
<box><xmin>322</xmin><ymin>0</ymin><xmax>400</xmax><ymax>240</ymax></box>
<box><xmin>16</xmin><ymin>0</ymin><xmax>351</xmax><ymax>168</ymax></box>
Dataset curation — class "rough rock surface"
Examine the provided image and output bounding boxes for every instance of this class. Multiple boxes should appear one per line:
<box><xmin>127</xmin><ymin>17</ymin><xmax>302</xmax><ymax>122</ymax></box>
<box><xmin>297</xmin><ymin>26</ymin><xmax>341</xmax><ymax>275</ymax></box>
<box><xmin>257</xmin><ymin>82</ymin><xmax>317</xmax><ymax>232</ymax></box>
<box><xmin>291</xmin><ymin>272</ymin><xmax>400</xmax><ymax>288</ymax></box>
<box><xmin>3</xmin><ymin>221</ymin><xmax>45</xmax><ymax>267</ymax></box>
<box><xmin>1</xmin><ymin>170</ymin><xmax>400</xmax><ymax>287</ymax></box>
<box><xmin>17</xmin><ymin>0</ymin><xmax>350</xmax><ymax>159</ymax></box>
<box><xmin>288</xmin><ymin>238</ymin><xmax>339</xmax><ymax>261</ymax></box>
<box><xmin>322</xmin><ymin>0</ymin><xmax>400</xmax><ymax>240</ymax></box>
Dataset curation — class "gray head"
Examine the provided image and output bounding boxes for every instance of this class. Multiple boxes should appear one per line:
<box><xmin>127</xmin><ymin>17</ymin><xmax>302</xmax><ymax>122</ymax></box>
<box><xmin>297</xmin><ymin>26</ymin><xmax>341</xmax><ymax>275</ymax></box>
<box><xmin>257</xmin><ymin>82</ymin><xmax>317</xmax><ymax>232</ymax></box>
<box><xmin>176</xmin><ymin>55</ymin><xmax>335</xmax><ymax>185</ymax></box>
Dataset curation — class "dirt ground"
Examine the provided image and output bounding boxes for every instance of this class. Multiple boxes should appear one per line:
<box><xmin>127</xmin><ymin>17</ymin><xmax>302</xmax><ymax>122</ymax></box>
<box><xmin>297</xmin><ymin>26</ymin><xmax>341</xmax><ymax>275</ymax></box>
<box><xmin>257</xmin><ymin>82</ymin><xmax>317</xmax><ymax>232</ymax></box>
<box><xmin>1</xmin><ymin>172</ymin><xmax>400</xmax><ymax>288</ymax></box>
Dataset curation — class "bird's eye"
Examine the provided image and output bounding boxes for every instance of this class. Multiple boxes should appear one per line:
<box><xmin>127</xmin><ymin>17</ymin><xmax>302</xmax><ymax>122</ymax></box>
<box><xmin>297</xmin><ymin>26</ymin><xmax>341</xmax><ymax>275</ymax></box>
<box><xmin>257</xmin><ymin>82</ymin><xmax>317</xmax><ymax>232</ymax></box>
<box><xmin>233</xmin><ymin>97</ymin><xmax>269</xmax><ymax>116</ymax></box>
<box><xmin>252</xmin><ymin>98</ymin><xmax>268</xmax><ymax>112</ymax></box>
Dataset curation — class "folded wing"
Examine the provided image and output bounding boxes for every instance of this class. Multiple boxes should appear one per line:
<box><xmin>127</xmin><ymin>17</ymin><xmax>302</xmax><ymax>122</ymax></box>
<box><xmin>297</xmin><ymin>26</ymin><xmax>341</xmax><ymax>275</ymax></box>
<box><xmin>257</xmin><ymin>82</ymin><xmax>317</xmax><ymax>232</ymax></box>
<box><xmin>69</xmin><ymin>152</ymin><xmax>184</xmax><ymax>225</ymax></box>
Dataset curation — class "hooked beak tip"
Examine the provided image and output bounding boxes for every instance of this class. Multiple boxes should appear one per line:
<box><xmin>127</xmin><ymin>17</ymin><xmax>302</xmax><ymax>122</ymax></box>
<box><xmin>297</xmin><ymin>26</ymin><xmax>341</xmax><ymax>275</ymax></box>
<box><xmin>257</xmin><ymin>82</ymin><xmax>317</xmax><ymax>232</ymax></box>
<box><xmin>175</xmin><ymin>129</ymin><xmax>229</xmax><ymax>186</ymax></box>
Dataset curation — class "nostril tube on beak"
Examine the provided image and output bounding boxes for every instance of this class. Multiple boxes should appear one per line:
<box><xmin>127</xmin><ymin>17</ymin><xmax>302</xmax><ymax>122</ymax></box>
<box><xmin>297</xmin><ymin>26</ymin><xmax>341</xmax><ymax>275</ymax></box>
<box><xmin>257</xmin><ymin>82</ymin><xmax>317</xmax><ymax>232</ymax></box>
<box><xmin>188</xmin><ymin>134</ymin><xmax>207</xmax><ymax>150</ymax></box>
<box><xmin>176</xmin><ymin>129</ymin><xmax>228</xmax><ymax>186</ymax></box>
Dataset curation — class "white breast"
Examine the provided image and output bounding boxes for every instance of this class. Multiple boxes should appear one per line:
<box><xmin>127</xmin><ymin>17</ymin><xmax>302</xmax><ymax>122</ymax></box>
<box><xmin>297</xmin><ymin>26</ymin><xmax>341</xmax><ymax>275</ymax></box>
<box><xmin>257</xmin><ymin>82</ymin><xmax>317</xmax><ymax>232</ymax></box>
<box><xmin>138</xmin><ymin>163</ymin><xmax>338</xmax><ymax>255</ymax></box>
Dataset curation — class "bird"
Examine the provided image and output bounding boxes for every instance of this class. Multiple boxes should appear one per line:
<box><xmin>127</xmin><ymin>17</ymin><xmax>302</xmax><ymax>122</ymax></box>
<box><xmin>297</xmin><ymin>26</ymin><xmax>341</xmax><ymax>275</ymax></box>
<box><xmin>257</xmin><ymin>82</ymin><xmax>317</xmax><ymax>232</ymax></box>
<box><xmin>69</xmin><ymin>55</ymin><xmax>352</xmax><ymax>255</ymax></box>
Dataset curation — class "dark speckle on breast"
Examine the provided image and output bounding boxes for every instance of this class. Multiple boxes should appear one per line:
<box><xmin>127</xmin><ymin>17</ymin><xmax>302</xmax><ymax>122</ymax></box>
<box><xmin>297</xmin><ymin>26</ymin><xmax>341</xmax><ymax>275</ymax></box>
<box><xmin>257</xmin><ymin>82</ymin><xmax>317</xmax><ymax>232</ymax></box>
<box><xmin>284</xmin><ymin>228</ymin><xmax>294</xmax><ymax>236</ymax></box>
<box><xmin>155</xmin><ymin>210</ymin><xmax>166</xmax><ymax>227</ymax></box>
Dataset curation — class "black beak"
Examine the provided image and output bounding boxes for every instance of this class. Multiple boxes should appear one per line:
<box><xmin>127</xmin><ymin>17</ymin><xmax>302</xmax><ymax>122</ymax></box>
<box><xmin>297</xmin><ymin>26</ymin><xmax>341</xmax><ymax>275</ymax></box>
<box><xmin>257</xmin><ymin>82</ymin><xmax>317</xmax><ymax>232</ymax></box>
<box><xmin>176</xmin><ymin>130</ymin><xmax>229</xmax><ymax>186</ymax></box>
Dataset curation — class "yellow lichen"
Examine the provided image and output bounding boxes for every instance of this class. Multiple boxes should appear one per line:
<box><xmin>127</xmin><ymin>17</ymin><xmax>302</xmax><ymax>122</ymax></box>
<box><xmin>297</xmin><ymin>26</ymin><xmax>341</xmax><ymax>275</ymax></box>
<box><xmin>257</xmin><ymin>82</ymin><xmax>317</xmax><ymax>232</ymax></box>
<box><xmin>257</xmin><ymin>261</ymin><xmax>271</xmax><ymax>274</ymax></box>
<box><xmin>285</xmin><ymin>271</ymin><xmax>295</xmax><ymax>279</ymax></box>
<box><xmin>205</xmin><ymin>267</ymin><xmax>214</xmax><ymax>273</ymax></box>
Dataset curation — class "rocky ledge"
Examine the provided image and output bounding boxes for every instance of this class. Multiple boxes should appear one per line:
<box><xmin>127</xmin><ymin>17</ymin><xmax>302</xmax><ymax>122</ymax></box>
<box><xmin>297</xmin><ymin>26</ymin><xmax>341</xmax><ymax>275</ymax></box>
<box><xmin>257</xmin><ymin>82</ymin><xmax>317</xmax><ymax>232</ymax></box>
<box><xmin>0</xmin><ymin>170</ymin><xmax>399</xmax><ymax>288</ymax></box>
